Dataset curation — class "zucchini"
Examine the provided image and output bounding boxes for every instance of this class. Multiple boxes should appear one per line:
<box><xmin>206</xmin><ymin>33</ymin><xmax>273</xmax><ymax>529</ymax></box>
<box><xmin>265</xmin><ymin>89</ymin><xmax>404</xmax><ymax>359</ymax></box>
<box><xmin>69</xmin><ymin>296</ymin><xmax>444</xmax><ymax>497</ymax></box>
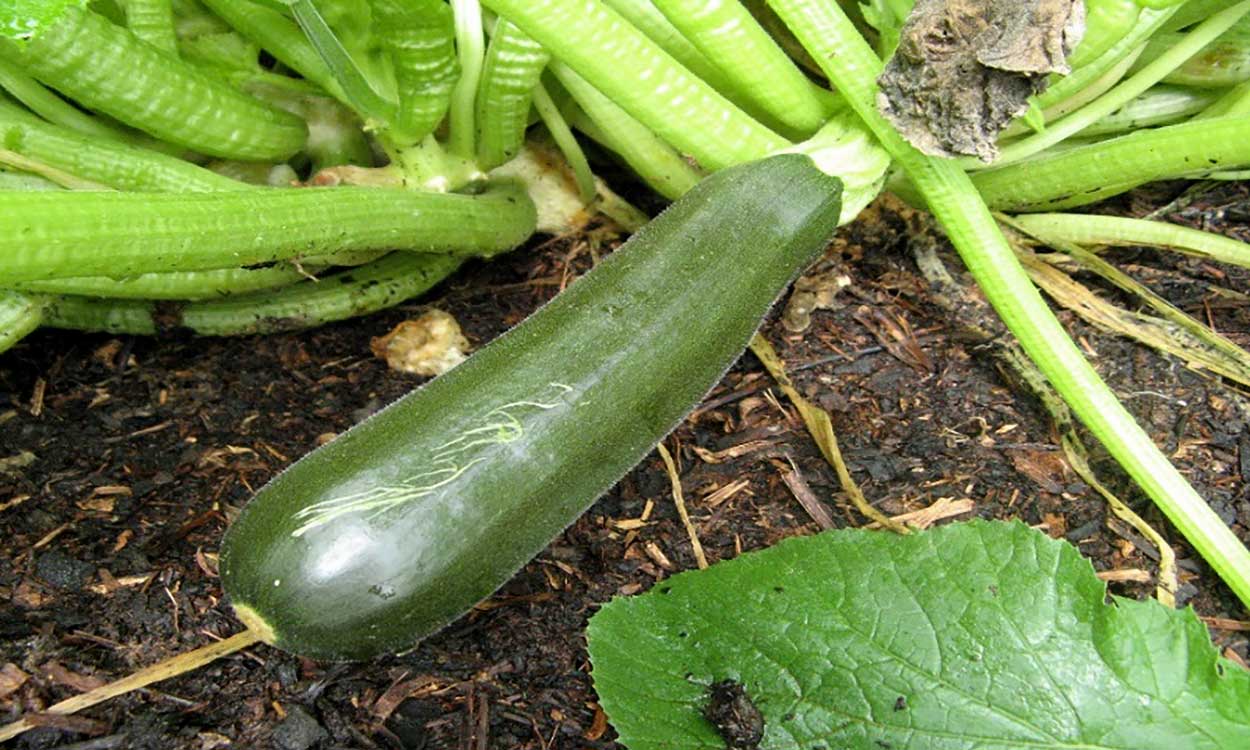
<box><xmin>219</xmin><ymin>155</ymin><xmax>843</xmax><ymax>660</ymax></box>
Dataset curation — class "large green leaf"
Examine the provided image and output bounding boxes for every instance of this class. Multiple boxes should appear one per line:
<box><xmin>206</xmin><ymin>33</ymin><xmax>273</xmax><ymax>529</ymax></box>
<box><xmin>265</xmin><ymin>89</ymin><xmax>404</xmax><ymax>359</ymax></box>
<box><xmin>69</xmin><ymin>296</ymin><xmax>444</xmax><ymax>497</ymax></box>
<box><xmin>588</xmin><ymin>520</ymin><xmax>1250</xmax><ymax>749</ymax></box>
<box><xmin>0</xmin><ymin>0</ymin><xmax>85</xmax><ymax>40</ymax></box>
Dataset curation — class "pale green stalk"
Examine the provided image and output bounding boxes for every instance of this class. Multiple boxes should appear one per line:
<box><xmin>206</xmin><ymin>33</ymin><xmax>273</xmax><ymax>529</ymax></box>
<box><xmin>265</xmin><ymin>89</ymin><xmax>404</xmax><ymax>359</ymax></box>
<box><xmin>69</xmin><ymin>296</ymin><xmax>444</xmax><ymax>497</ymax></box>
<box><xmin>552</xmin><ymin>61</ymin><xmax>703</xmax><ymax>200</ymax></box>
<box><xmin>1009</xmin><ymin>212</ymin><xmax>1250</xmax><ymax>270</ymax></box>
<box><xmin>651</xmin><ymin>0</ymin><xmax>834</xmax><ymax>136</ymax></box>
<box><xmin>531</xmin><ymin>82</ymin><xmax>595</xmax><ymax>204</ymax></box>
<box><xmin>448</xmin><ymin>0</ymin><xmax>485</xmax><ymax>159</ymax></box>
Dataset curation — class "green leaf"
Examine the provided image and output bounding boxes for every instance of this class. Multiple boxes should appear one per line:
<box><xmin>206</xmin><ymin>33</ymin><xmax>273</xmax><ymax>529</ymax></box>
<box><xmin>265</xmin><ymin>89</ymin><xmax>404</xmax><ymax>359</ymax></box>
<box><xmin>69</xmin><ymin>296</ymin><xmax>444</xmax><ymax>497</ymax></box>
<box><xmin>588</xmin><ymin>520</ymin><xmax>1250</xmax><ymax>749</ymax></box>
<box><xmin>0</xmin><ymin>0</ymin><xmax>86</xmax><ymax>40</ymax></box>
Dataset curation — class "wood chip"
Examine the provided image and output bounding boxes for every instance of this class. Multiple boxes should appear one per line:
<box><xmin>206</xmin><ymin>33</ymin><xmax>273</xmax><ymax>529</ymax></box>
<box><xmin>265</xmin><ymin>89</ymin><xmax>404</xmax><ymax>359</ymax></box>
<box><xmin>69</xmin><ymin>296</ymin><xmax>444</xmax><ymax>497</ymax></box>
<box><xmin>372</xmin><ymin>675</ymin><xmax>441</xmax><ymax>724</ymax></box>
<box><xmin>583</xmin><ymin>704</ymin><xmax>608</xmax><ymax>741</ymax></box>
<box><xmin>1202</xmin><ymin>616</ymin><xmax>1250</xmax><ymax>631</ymax></box>
<box><xmin>701</xmin><ymin>479</ymin><xmax>751</xmax><ymax>509</ymax></box>
<box><xmin>0</xmin><ymin>664</ymin><xmax>28</xmax><ymax>700</ymax></box>
<box><xmin>610</xmin><ymin>518</ymin><xmax>649</xmax><ymax>531</ymax></box>
<box><xmin>85</xmin><ymin>573</ymin><xmax>153</xmax><ymax>596</ymax></box>
<box><xmin>0</xmin><ymin>495</ymin><xmax>31</xmax><ymax>513</ymax></box>
<box><xmin>691</xmin><ymin>440</ymin><xmax>775</xmax><ymax>465</ymax></box>
<box><xmin>41</xmin><ymin>662</ymin><xmax>107</xmax><ymax>693</ymax></box>
<box><xmin>32</xmin><ymin>523</ymin><xmax>70</xmax><ymax>550</ymax></box>
<box><xmin>29</xmin><ymin>378</ymin><xmax>46</xmax><ymax>417</ymax></box>
<box><xmin>1223</xmin><ymin>647</ymin><xmax>1249</xmax><ymax>671</ymax></box>
<box><xmin>867</xmin><ymin>497</ymin><xmax>976</xmax><ymax>530</ymax></box>
<box><xmin>76</xmin><ymin>497</ymin><xmax>116</xmax><ymax>514</ymax></box>
<box><xmin>1096</xmin><ymin>569</ymin><xmax>1153</xmax><ymax>583</ymax></box>
<box><xmin>777</xmin><ymin>457</ymin><xmax>834</xmax><ymax>530</ymax></box>
<box><xmin>643</xmin><ymin>541</ymin><xmax>675</xmax><ymax>572</ymax></box>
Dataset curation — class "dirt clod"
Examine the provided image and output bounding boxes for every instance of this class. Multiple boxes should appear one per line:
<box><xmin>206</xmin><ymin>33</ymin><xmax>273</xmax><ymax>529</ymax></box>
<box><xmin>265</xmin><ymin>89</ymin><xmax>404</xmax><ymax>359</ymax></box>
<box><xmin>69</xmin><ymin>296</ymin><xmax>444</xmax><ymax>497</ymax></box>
<box><xmin>272</xmin><ymin>706</ymin><xmax>327</xmax><ymax>750</ymax></box>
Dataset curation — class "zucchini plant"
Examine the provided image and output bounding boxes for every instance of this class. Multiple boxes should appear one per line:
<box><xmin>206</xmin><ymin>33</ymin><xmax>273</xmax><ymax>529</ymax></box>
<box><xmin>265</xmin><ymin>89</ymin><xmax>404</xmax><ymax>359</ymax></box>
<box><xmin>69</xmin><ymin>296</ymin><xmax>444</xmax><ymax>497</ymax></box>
<box><xmin>2</xmin><ymin>0</ymin><xmax>1250</xmax><ymax>741</ymax></box>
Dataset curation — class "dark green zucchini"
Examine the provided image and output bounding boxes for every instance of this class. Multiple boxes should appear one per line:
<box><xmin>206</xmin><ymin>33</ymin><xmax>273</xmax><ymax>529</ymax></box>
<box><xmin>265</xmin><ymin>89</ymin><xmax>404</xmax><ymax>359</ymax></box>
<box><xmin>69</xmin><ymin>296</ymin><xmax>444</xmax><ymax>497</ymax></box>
<box><xmin>218</xmin><ymin>154</ymin><xmax>843</xmax><ymax>660</ymax></box>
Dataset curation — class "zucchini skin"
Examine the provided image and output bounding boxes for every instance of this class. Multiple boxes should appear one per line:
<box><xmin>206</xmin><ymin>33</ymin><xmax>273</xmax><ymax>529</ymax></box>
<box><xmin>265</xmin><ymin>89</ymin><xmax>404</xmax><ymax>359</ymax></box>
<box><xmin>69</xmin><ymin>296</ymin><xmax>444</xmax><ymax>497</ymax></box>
<box><xmin>219</xmin><ymin>155</ymin><xmax>843</xmax><ymax>660</ymax></box>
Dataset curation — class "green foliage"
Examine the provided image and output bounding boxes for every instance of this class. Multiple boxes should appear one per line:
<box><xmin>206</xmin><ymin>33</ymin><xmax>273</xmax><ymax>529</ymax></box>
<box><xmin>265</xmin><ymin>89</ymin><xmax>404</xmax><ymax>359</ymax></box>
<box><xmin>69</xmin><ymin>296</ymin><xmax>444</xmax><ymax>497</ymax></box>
<box><xmin>589</xmin><ymin>521</ymin><xmax>1250</xmax><ymax>749</ymax></box>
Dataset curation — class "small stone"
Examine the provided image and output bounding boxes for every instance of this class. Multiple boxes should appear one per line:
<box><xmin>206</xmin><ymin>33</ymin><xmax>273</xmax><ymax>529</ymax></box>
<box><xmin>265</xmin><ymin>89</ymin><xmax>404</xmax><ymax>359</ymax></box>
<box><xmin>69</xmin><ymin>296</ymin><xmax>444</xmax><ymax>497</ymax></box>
<box><xmin>272</xmin><ymin>706</ymin><xmax>327</xmax><ymax>750</ymax></box>
<box><xmin>34</xmin><ymin>550</ymin><xmax>94</xmax><ymax>590</ymax></box>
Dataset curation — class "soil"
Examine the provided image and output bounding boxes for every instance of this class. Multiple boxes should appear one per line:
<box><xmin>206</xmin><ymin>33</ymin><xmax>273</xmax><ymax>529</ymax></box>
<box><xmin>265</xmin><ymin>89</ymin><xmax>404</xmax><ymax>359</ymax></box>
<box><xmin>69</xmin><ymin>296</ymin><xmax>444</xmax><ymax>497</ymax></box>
<box><xmin>2</xmin><ymin>184</ymin><xmax>1249</xmax><ymax>749</ymax></box>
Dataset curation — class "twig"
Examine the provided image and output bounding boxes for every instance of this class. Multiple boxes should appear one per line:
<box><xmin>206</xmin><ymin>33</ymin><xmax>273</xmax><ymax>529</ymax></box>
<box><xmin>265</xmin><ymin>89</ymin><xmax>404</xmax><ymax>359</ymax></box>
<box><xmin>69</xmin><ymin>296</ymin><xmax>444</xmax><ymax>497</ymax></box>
<box><xmin>657</xmin><ymin>443</ymin><xmax>708</xmax><ymax>569</ymax></box>
<box><xmin>776</xmin><ymin>455</ymin><xmax>835</xmax><ymax>530</ymax></box>
<box><xmin>0</xmin><ymin>630</ymin><xmax>262</xmax><ymax>743</ymax></box>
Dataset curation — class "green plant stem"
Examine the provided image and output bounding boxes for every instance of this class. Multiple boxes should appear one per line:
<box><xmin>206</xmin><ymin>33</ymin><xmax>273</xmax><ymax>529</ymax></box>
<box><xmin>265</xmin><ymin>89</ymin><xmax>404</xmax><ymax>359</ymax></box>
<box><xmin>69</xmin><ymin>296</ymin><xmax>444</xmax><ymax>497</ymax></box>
<box><xmin>0</xmin><ymin>181</ymin><xmax>535</xmax><ymax>283</ymax></box>
<box><xmin>0</xmin><ymin>57</ymin><xmax>132</xmax><ymax>143</ymax></box>
<box><xmin>0</xmin><ymin>169</ymin><xmax>61</xmax><ymax>191</ymax></box>
<box><xmin>373</xmin><ymin>0</ymin><xmax>459</xmax><ymax>148</ymax></box>
<box><xmin>1067</xmin><ymin>0</ymin><xmax>1141</xmax><ymax>69</ymax></box>
<box><xmin>767</xmin><ymin>0</ymin><xmax>1250</xmax><ymax>612</ymax></box>
<box><xmin>553</xmin><ymin>62</ymin><xmax>703</xmax><ymax>200</ymax></box>
<box><xmin>1009</xmin><ymin>212</ymin><xmax>1250</xmax><ymax>269</ymax></box>
<box><xmin>1036</xmin><ymin>46</ymin><xmax>1145</xmax><ymax>125</ymax></box>
<box><xmin>0</xmin><ymin>290</ymin><xmax>45</xmax><ymax>354</ymax></box>
<box><xmin>198</xmin><ymin>0</ymin><xmax>346</xmax><ymax>104</ymax></box>
<box><xmin>1078</xmin><ymin>84</ymin><xmax>1219</xmax><ymax>137</ymax></box>
<box><xmin>475</xmin><ymin>19</ymin><xmax>549</xmax><ymax>170</ymax></box>
<box><xmin>651</xmin><ymin>0</ymin><xmax>834</xmax><ymax>137</ymax></box>
<box><xmin>531</xmin><ymin>83</ymin><xmax>595</xmax><ymax>204</ymax></box>
<box><xmin>1199</xmin><ymin>77</ymin><xmax>1250</xmax><ymax>117</ymax></box>
<box><xmin>976</xmin><ymin>1</ymin><xmax>1250</xmax><ymax>169</ymax></box>
<box><xmin>1162</xmin><ymin>0</ymin><xmax>1245</xmax><ymax>31</ymax></box>
<box><xmin>124</xmin><ymin>0</ymin><xmax>179</xmax><ymax>52</ymax></box>
<box><xmin>482</xmin><ymin>0</ymin><xmax>788</xmax><ymax>170</ymax></box>
<box><xmin>287</xmin><ymin>0</ymin><xmax>397</xmax><ymax>129</ymax></box>
<box><xmin>448</xmin><ymin>0</ymin><xmax>485</xmax><ymax>160</ymax></box>
<box><xmin>1134</xmin><ymin>26</ymin><xmax>1250</xmax><ymax>88</ymax></box>
<box><xmin>598</xmin><ymin>0</ymin><xmax>744</xmax><ymax>104</ymax></box>
<box><xmin>13</xmin><ymin>264</ymin><xmax>320</xmax><ymax>300</ymax></box>
<box><xmin>40</xmin><ymin>252</ymin><xmax>463</xmax><ymax>337</ymax></box>
<box><xmin>4</xmin><ymin>5</ymin><xmax>306</xmax><ymax>160</ymax></box>
<box><xmin>974</xmin><ymin>115</ymin><xmax>1250</xmax><ymax>212</ymax></box>
<box><xmin>0</xmin><ymin>100</ymin><xmax>246</xmax><ymax>191</ymax></box>
<box><xmin>1033</xmin><ymin>7</ymin><xmax>1176</xmax><ymax>114</ymax></box>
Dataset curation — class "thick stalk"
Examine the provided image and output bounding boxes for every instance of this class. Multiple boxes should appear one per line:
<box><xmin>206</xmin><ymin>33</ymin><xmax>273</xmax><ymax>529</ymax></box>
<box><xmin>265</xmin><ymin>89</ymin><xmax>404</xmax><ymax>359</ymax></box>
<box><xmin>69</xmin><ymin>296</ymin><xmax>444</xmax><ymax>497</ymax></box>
<box><xmin>651</xmin><ymin>0</ymin><xmax>834</xmax><ymax>136</ymax></box>
<box><xmin>6</xmin><ymin>6</ymin><xmax>306</xmax><ymax>160</ymax></box>
<box><xmin>0</xmin><ymin>100</ymin><xmax>246</xmax><ymax>191</ymax></box>
<box><xmin>0</xmin><ymin>182</ymin><xmax>535</xmax><ymax>283</ymax></box>
<box><xmin>974</xmin><ymin>115</ymin><xmax>1250</xmax><ymax>212</ymax></box>
<box><xmin>1009</xmin><ymin>212</ymin><xmax>1250</xmax><ymax>270</ymax></box>
<box><xmin>40</xmin><ymin>253</ymin><xmax>463</xmax><ymax>336</ymax></box>
<box><xmin>475</xmin><ymin>20</ymin><xmax>549</xmax><ymax>170</ymax></box>
<box><xmin>553</xmin><ymin>62</ymin><xmax>703</xmax><ymax>200</ymax></box>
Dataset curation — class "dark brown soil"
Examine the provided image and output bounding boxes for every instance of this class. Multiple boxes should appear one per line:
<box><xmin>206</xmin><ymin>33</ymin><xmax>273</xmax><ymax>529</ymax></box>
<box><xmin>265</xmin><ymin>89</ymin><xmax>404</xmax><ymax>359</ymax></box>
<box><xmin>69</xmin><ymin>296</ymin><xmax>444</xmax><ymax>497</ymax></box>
<box><xmin>2</xmin><ymin>187</ymin><xmax>1248</xmax><ymax>749</ymax></box>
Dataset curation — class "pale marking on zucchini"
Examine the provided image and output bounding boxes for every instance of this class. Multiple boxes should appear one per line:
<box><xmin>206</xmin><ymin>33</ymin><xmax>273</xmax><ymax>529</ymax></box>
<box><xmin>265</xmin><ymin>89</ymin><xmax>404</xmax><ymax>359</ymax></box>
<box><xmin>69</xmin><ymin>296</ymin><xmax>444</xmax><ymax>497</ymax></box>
<box><xmin>289</xmin><ymin>383</ymin><xmax>575</xmax><ymax>537</ymax></box>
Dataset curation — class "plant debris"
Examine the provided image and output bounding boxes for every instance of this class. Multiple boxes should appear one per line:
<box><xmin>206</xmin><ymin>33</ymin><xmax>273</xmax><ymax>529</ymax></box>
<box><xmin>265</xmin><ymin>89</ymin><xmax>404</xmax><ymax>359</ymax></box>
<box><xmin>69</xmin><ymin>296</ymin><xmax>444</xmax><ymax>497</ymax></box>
<box><xmin>877</xmin><ymin>0</ymin><xmax>1084</xmax><ymax>161</ymax></box>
